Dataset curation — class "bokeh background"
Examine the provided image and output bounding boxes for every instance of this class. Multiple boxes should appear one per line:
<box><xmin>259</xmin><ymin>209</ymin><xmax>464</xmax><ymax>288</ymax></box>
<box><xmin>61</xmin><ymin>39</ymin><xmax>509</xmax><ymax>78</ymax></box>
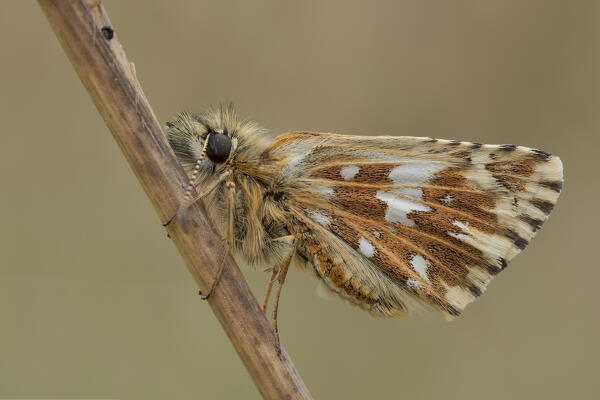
<box><xmin>1</xmin><ymin>1</ymin><xmax>598</xmax><ymax>399</ymax></box>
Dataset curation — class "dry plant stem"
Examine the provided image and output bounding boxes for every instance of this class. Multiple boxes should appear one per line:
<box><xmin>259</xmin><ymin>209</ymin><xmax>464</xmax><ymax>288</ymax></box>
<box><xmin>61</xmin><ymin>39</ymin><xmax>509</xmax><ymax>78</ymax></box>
<box><xmin>37</xmin><ymin>1</ymin><xmax>312</xmax><ymax>399</ymax></box>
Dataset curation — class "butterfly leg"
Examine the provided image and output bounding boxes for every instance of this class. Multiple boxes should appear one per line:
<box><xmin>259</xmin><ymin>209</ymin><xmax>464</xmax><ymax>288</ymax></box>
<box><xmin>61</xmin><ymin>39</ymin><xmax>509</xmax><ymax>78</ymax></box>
<box><xmin>268</xmin><ymin>235</ymin><xmax>297</xmax><ymax>355</ymax></box>
<box><xmin>262</xmin><ymin>268</ymin><xmax>278</xmax><ymax>313</ymax></box>
<box><xmin>262</xmin><ymin>235</ymin><xmax>297</xmax><ymax>311</ymax></box>
<box><xmin>198</xmin><ymin>178</ymin><xmax>236</xmax><ymax>300</ymax></box>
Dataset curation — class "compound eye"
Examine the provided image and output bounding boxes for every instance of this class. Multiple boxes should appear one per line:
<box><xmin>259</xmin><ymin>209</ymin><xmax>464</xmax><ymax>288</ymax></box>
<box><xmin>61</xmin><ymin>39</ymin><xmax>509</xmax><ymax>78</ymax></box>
<box><xmin>205</xmin><ymin>131</ymin><xmax>232</xmax><ymax>163</ymax></box>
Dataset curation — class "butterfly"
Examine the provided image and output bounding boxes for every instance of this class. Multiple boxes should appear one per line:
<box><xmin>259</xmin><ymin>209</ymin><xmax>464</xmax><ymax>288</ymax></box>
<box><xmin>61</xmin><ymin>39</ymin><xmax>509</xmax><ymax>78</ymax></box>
<box><xmin>165</xmin><ymin>105</ymin><xmax>563</xmax><ymax>344</ymax></box>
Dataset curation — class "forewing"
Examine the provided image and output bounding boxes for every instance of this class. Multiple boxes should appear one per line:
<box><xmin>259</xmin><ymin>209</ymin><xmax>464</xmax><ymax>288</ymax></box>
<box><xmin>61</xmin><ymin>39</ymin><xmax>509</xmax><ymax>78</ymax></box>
<box><xmin>269</xmin><ymin>132</ymin><xmax>563</xmax><ymax>317</ymax></box>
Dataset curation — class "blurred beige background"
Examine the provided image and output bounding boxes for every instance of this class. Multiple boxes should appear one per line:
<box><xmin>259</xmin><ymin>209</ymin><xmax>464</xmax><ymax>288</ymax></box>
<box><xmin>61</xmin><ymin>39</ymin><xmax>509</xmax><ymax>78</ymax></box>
<box><xmin>1</xmin><ymin>1</ymin><xmax>598</xmax><ymax>399</ymax></box>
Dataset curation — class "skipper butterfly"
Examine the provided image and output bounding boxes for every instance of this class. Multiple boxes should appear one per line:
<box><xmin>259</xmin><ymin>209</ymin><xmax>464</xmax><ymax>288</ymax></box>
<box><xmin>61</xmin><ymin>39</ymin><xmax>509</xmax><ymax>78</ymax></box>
<box><xmin>166</xmin><ymin>105</ymin><xmax>563</xmax><ymax>344</ymax></box>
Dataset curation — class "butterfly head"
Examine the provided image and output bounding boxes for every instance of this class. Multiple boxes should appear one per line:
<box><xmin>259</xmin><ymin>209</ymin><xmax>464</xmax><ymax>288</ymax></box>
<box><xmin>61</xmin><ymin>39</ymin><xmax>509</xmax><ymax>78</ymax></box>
<box><xmin>166</xmin><ymin>105</ymin><xmax>272</xmax><ymax>182</ymax></box>
<box><xmin>166</xmin><ymin>107</ymin><xmax>241</xmax><ymax>170</ymax></box>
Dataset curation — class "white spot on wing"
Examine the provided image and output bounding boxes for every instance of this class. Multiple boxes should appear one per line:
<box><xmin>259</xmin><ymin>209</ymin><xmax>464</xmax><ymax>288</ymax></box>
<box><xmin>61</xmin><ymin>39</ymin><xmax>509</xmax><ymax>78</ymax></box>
<box><xmin>315</xmin><ymin>185</ymin><xmax>334</xmax><ymax>198</ymax></box>
<box><xmin>410</xmin><ymin>254</ymin><xmax>430</xmax><ymax>282</ymax></box>
<box><xmin>340</xmin><ymin>165</ymin><xmax>360</xmax><ymax>180</ymax></box>
<box><xmin>440</xmin><ymin>194</ymin><xmax>453</xmax><ymax>203</ymax></box>
<box><xmin>388</xmin><ymin>162</ymin><xmax>446</xmax><ymax>185</ymax></box>
<box><xmin>393</xmin><ymin>187</ymin><xmax>423</xmax><ymax>200</ymax></box>
<box><xmin>372</xmin><ymin>230</ymin><xmax>381</xmax><ymax>238</ymax></box>
<box><xmin>309</xmin><ymin>211</ymin><xmax>331</xmax><ymax>227</ymax></box>
<box><xmin>358</xmin><ymin>237</ymin><xmax>375</xmax><ymax>258</ymax></box>
<box><xmin>452</xmin><ymin>220</ymin><xmax>469</xmax><ymax>231</ymax></box>
<box><xmin>376</xmin><ymin>190</ymin><xmax>431</xmax><ymax>226</ymax></box>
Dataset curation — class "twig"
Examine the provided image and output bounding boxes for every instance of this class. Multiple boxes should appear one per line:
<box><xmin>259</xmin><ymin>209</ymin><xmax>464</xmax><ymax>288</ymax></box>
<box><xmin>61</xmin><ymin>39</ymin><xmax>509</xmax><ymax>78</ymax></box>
<box><xmin>37</xmin><ymin>1</ymin><xmax>312</xmax><ymax>398</ymax></box>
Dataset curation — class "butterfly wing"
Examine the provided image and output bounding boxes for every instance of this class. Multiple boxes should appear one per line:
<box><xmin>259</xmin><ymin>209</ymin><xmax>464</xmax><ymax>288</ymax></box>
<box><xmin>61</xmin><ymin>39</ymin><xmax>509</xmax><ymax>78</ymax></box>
<box><xmin>268</xmin><ymin>132</ymin><xmax>563</xmax><ymax>318</ymax></box>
